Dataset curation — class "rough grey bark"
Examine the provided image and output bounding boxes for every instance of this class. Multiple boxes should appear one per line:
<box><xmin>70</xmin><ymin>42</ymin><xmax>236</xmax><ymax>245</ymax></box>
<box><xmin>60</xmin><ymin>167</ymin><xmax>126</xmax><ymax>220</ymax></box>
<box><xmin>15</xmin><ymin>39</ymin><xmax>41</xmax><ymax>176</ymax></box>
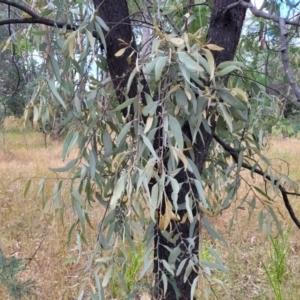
<box><xmin>155</xmin><ymin>1</ymin><xmax>249</xmax><ymax>299</ymax></box>
<box><xmin>194</xmin><ymin>0</ymin><xmax>250</xmax><ymax>172</ymax></box>
<box><xmin>93</xmin><ymin>0</ymin><xmax>149</xmax><ymax>107</ymax></box>
<box><xmin>207</xmin><ymin>0</ymin><xmax>250</xmax><ymax>65</ymax></box>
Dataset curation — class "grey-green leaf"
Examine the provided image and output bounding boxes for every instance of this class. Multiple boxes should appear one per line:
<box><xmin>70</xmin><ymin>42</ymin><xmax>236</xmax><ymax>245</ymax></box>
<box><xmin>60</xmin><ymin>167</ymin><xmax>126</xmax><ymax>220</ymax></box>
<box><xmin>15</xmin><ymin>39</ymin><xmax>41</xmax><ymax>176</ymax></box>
<box><xmin>162</xmin><ymin>273</ymin><xmax>168</xmax><ymax>296</ymax></box>
<box><xmin>110</xmin><ymin>174</ymin><xmax>127</xmax><ymax>209</ymax></box>
<box><xmin>96</xmin><ymin>16</ymin><xmax>110</xmax><ymax>31</ymax></box>
<box><xmin>176</xmin><ymin>258</ymin><xmax>187</xmax><ymax>276</ymax></box>
<box><xmin>217</xmin><ymin>88</ymin><xmax>247</xmax><ymax>111</ymax></box>
<box><xmin>138</xmin><ymin>260</ymin><xmax>153</xmax><ymax>280</ymax></box>
<box><xmin>113</xmin><ymin>97</ymin><xmax>136</xmax><ymax>112</ymax></box>
<box><xmin>102</xmin><ymin>265</ymin><xmax>113</xmax><ymax>287</ymax></box>
<box><xmin>162</xmin><ymin>259</ymin><xmax>174</xmax><ymax>276</ymax></box>
<box><xmin>50</xmin><ymin>158</ymin><xmax>77</xmax><ymax>172</ymax></box>
<box><xmin>178</xmin><ymin>52</ymin><xmax>203</xmax><ymax>72</ymax></box>
<box><xmin>89</xmin><ymin>150</ymin><xmax>96</xmax><ymax>179</ymax></box>
<box><xmin>219</xmin><ymin>103</ymin><xmax>233</xmax><ymax>132</ymax></box>
<box><xmin>103</xmin><ymin>131</ymin><xmax>113</xmax><ymax>156</ymax></box>
<box><xmin>155</xmin><ymin>56</ymin><xmax>168</xmax><ymax>82</ymax></box>
<box><xmin>141</xmin><ymin>134</ymin><xmax>158</xmax><ymax>158</ymax></box>
<box><xmin>169</xmin><ymin>114</ymin><xmax>183</xmax><ymax>149</ymax></box>
<box><xmin>50</xmin><ymin>55</ymin><xmax>61</xmax><ymax>83</ymax></box>
<box><xmin>215</xmin><ymin>65</ymin><xmax>242</xmax><ymax>77</ymax></box>
<box><xmin>200</xmin><ymin>260</ymin><xmax>229</xmax><ymax>273</ymax></box>
<box><xmin>142</xmin><ymin>101</ymin><xmax>159</xmax><ymax>116</ymax></box>
<box><xmin>194</xmin><ymin>179</ymin><xmax>207</xmax><ymax>206</ymax></box>
<box><xmin>117</xmin><ymin>122</ymin><xmax>132</xmax><ymax>145</ymax></box>
<box><xmin>46</xmin><ymin>79</ymin><xmax>66</xmax><ymax>109</ymax></box>
<box><xmin>94</xmin><ymin>271</ymin><xmax>104</xmax><ymax>300</ymax></box>
<box><xmin>190</xmin><ymin>276</ymin><xmax>199</xmax><ymax>300</ymax></box>
<box><xmin>203</xmin><ymin>217</ymin><xmax>227</xmax><ymax>244</ymax></box>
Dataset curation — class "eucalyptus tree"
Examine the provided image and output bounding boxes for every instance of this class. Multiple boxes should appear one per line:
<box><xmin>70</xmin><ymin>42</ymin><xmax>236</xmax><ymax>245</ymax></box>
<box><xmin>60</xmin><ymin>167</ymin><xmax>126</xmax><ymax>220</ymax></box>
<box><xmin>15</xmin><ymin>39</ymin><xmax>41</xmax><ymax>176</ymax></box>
<box><xmin>238</xmin><ymin>1</ymin><xmax>300</xmax><ymax>119</ymax></box>
<box><xmin>1</xmin><ymin>0</ymin><xmax>300</xmax><ymax>299</ymax></box>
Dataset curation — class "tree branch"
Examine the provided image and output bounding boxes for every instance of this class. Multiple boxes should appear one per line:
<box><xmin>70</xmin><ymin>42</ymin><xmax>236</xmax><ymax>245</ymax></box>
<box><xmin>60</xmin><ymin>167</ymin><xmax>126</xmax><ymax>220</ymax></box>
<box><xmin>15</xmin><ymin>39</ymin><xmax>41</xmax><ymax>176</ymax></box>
<box><xmin>279</xmin><ymin>18</ymin><xmax>300</xmax><ymax>101</ymax></box>
<box><xmin>0</xmin><ymin>1</ymin><xmax>155</xmax><ymax>40</ymax></box>
<box><xmin>163</xmin><ymin>12</ymin><xmax>181</xmax><ymax>35</ymax></box>
<box><xmin>0</xmin><ymin>0</ymin><xmax>78</xmax><ymax>30</ymax></box>
<box><xmin>223</xmin><ymin>0</ymin><xmax>243</xmax><ymax>15</ymax></box>
<box><xmin>213</xmin><ymin>133</ymin><xmax>300</xmax><ymax>229</ymax></box>
<box><xmin>0</xmin><ymin>0</ymin><xmax>40</xmax><ymax>18</ymax></box>
<box><xmin>0</xmin><ymin>17</ymin><xmax>76</xmax><ymax>30</ymax></box>
<box><xmin>224</xmin><ymin>1</ymin><xmax>300</xmax><ymax>101</ymax></box>
<box><xmin>229</xmin><ymin>0</ymin><xmax>300</xmax><ymax>27</ymax></box>
<box><xmin>7</xmin><ymin>4</ymin><xmax>21</xmax><ymax>102</ymax></box>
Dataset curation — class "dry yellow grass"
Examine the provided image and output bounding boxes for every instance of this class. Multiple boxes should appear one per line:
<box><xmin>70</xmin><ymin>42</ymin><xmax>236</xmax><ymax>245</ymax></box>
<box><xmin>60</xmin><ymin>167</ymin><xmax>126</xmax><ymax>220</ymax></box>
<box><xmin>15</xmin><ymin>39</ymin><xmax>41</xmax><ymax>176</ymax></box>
<box><xmin>205</xmin><ymin>136</ymin><xmax>300</xmax><ymax>299</ymax></box>
<box><xmin>0</xmin><ymin>119</ymin><xmax>103</xmax><ymax>299</ymax></box>
<box><xmin>1</xmin><ymin>118</ymin><xmax>300</xmax><ymax>299</ymax></box>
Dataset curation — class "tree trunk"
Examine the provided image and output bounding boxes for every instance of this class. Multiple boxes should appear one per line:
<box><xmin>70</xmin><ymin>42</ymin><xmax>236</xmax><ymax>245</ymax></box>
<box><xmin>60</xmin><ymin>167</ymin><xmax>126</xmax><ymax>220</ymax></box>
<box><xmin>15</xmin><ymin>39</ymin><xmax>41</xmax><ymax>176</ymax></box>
<box><xmin>207</xmin><ymin>0</ymin><xmax>250</xmax><ymax>66</ymax></box>
<box><xmin>93</xmin><ymin>0</ymin><xmax>149</xmax><ymax>106</ymax></box>
<box><xmin>94</xmin><ymin>1</ymin><xmax>249</xmax><ymax>299</ymax></box>
<box><xmin>154</xmin><ymin>1</ymin><xmax>249</xmax><ymax>299</ymax></box>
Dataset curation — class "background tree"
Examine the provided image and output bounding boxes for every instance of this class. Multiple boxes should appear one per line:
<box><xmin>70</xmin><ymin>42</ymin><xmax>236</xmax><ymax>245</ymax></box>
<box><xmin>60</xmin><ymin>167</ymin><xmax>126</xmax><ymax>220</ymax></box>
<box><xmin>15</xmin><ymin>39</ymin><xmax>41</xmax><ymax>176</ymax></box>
<box><xmin>237</xmin><ymin>2</ymin><xmax>300</xmax><ymax>136</ymax></box>
<box><xmin>0</xmin><ymin>5</ymin><xmax>39</xmax><ymax>121</ymax></box>
<box><xmin>1</xmin><ymin>0</ymin><xmax>300</xmax><ymax>299</ymax></box>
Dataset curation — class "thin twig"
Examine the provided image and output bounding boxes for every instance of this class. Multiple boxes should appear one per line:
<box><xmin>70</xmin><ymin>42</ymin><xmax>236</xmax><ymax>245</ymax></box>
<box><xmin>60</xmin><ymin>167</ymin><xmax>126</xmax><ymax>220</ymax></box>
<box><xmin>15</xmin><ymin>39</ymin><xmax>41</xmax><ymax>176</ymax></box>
<box><xmin>25</xmin><ymin>229</ymin><xmax>50</xmax><ymax>267</ymax></box>
<box><xmin>233</xmin><ymin>73</ymin><xmax>297</xmax><ymax>106</ymax></box>
<box><xmin>163</xmin><ymin>12</ymin><xmax>181</xmax><ymax>35</ymax></box>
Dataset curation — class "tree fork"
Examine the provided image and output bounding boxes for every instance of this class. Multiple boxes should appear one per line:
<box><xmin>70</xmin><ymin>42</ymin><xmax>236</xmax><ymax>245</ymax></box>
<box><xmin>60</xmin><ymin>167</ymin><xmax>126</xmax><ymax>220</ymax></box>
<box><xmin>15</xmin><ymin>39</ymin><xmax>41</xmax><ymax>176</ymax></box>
<box><xmin>153</xmin><ymin>1</ymin><xmax>250</xmax><ymax>299</ymax></box>
<box><xmin>94</xmin><ymin>1</ymin><xmax>249</xmax><ymax>299</ymax></box>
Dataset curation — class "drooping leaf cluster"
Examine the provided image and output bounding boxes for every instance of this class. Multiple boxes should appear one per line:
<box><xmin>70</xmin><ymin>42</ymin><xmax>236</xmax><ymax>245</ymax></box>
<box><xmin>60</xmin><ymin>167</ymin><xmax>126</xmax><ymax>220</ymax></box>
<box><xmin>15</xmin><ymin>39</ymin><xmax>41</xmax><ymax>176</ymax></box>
<box><xmin>2</xmin><ymin>0</ymin><xmax>299</xmax><ymax>298</ymax></box>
